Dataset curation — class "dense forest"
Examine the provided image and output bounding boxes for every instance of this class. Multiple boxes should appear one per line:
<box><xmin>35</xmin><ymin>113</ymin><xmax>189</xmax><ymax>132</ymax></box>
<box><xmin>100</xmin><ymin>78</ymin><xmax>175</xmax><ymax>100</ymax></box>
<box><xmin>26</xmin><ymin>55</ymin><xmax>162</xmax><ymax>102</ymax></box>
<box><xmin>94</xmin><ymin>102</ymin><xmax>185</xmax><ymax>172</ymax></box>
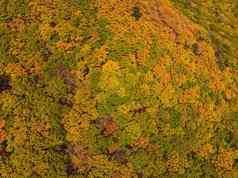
<box><xmin>0</xmin><ymin>0</ymin><xmax>237</xmax><ymax>177</ymax></box>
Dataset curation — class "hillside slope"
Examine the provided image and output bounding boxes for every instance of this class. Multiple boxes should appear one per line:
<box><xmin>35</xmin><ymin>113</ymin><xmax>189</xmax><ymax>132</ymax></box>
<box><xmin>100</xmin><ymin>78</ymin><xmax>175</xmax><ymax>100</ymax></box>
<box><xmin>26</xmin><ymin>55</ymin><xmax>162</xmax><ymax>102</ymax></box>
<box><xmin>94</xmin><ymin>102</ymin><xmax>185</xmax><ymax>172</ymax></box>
<box><xmin>0</xmin><ymin>0</ymin><xmax>237</xmax><ymax>177</ymax></box>
<box><xmin>172</xmin><ymin>0</ymin><xmax>238</xmax><ymax>70</ymax></box>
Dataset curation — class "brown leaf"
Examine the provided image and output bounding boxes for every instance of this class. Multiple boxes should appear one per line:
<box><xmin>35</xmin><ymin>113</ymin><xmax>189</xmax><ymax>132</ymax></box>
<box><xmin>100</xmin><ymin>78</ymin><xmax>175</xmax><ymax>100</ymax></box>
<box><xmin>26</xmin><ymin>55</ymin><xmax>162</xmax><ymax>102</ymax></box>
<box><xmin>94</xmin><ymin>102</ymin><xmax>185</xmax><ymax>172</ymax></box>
<box><xmin>113</xmin><ymin>150</ymin><xmax>127</xmax><ymax>164</ymax></box>
<box><xmin>65</xmin><ymin>163</ymin><xmax>78</xmax><ymax>176</ymax></box>
<box><xmin>0</xmin><ymin>75</ymin><xmax>11</xmax><ymax>92</ymax></box>
<box><xmin>68</xmin><ymin>145</ymin><xmax>91</xmax><ymax>173</ymax></box>
<box><xmin>53</xmin><ymin>144</ymin><xmax>68</xmax><ymax>153</ymax></box>
<box><xmin>59</xmin><ymin>97</ymin><xmax>73</xmax><ymax>108</ymax></box>
<box><xmin>0</xmin><ymin>146</ymin><xmax>8</xmax><ymax>157</ymax></box>
<box><xmin>107</xmin><ymin>143</ymin><xmax>120</xmax><ymax>155</ymax></box>
<box><xmin>137</xmin><ymin>172</ymin><xmax>143</xmax><ymax>178</ymax></box>
<box><xmin>101</xmin><ymin>118</ymin><xmax>118</xmax><ymax>136</ymax></box>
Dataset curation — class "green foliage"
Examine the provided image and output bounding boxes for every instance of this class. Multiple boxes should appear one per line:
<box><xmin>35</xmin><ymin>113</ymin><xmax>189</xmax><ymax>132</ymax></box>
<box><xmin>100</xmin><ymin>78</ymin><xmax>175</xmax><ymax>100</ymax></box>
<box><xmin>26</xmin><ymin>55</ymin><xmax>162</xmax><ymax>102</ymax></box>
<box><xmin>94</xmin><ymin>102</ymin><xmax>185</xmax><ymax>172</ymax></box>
<box><xmin>171</xmin><ymin>0</ymin><xmax>238</xmax><ymax>69</ymax></box>
<box><xmin>149</xmin><ymin>33</ymin><xmax>161</xmax><ymax>67</ymax></box>
<box><xmin>0</xmin><ymin>0</ymin><xmax>28</xmax><ymax>20</ymax></box>
<box><xmin>169</xmin><ymin>107</ymin><xmax>181</xmax><ymax>128</ymax></box>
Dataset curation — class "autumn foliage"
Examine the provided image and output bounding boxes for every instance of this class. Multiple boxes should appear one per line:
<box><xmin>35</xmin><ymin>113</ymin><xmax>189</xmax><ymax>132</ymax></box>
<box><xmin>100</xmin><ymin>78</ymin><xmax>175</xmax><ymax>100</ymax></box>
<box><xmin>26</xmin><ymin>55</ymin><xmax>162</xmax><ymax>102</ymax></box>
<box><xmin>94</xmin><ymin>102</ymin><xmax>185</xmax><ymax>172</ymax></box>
<box><xmin>0</xmin><ymin>0</ymin><xmax>237</xmax><ymax>177</ymax></box>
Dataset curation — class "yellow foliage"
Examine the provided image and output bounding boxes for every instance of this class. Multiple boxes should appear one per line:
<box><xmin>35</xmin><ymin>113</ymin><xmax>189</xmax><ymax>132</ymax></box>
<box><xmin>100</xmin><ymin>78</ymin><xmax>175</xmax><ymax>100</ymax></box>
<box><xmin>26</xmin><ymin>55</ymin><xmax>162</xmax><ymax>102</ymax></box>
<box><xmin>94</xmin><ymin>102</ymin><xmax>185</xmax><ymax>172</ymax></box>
<box><xmin>8</xmin><ymin>38</ymin><xmax>25</xmax><ymax>57</ymax></box>
<box><xmin>197</xmin><ymin>103</ymin><xmax>221</xmax><ymax>122</ymax></box>
<box><xmin>98</xmin><ymin>60</ymin><xmax>122</xmax><ymax>91</ymax></box>
<box><xmin>94</xmin><ymin>45</ymin><xmax>109</xmax><ymax>64</ymax></box>
<box><xmin>160</xmin><ymin>83</ymin><xmax>176</xmax><ymax>107</ymax></box>
<box><xmin>0</xmin><ymin>94</ymin><xmax>17</xmax><ymax>111</ymax></box>
<box><xmin>39</xmin><ymin>23</ymin><xmax>54</xmax><ymax>41</ymax></box>
<box><xmin>213</xmin><ymin>148</ymin><xmax>235</xmax><ymax>175</ymax></box>
<box><xmin>31</xmin><ymin>120</ymin><xmax>51</xmax><ymax>137</ymax></box>
<box><xmin>7</xmin><ymin>116</ymin><xmax>28</xmax><ymax>147</ymax></box>
<box><xmin>33</xmin><ymin>163</ymin><xmax>48</xmax><ymax>176</ymax></box>
<box><xmin>166</xmin><ymin>151</ymin><xmax>187</xmax><ymax>174</ymax></box>
<box><xmin>99</xmin><ymin>74</ymin><xmax>120</xmax><ymax>91</ymax></box>
<box><xmin>1</xmin><ymin>0</ymin><xmax>236</xmax><ymax>177</ymax></box>
<box><xmin>209</xmin><ymin>77</ymin><xmax>226</xmax><ymax>92</ymax></box>
<box><xmin>6</xmin><ymin>64</ymin><xmax>26</xmax><ymax>78</ymax></box>
<box><xmin>197</xmin><ymin>143</ymin><xmax>214</xmax><ymax>159</ymax></box>
<box><xmin>102</xmin><ymin>60</ymin><xmax>120</xmax><ymax>71</ymax></box>
<box><xmin>179</xmin><ymin>86</ymin><xmax>200</xmax><ymax>104</ymax></box>
<box><xmin>153</xmin><ymin>61</ymin><xmax>172</xmax><ymax>84</ymax></box>
<box><xmin>28</xmin><ymin>0</ymin><xmax>56</xmax><ymax>22</ymax></box>
<box><xmin>175</xmin><ymin>74</ymin><xmax>187</xmax><ymax>88</ymax></box>
<box><xmin>80</xmin><ymin>44</ymin><xmax>91</xmax><ymax>56</ymax></box>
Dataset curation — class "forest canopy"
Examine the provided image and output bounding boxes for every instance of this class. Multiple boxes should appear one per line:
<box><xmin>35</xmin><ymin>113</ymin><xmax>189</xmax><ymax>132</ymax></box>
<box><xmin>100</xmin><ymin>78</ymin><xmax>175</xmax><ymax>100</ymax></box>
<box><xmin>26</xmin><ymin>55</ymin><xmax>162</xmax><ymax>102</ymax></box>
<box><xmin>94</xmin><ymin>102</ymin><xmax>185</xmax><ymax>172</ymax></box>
<box><xmin>0</xmin><ymin>0</ymin><xmax>237</xmax><ymax>177</ymax></box>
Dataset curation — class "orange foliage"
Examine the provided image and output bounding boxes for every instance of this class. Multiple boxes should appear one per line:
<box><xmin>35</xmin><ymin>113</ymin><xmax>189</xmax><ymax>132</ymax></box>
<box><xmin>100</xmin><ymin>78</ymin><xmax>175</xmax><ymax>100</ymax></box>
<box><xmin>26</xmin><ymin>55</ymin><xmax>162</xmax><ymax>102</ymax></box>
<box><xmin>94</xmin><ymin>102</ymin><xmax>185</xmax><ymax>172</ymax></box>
<box><xmin>6</xmin><ymin>64</ymin><xmax>26</xmax><ymax>78</ymax></box>
<box><xmin>213</xmin><ymin>148</ymin><xmax>235</xmax><ymax>174</ymax></box>
<box><xmin>179</xmin><ymin>86</ymin><xmax>200</xmax><ymax>104</ymax></box>
<box><xmin>56</xmin><ymin>41</ymin><xmax>74</xmax><ymax>51</ymax></box>
<box><xmin>197</xmin><ymin>143</ymin><xmax>214</xmax><ymax>159</ymax></box>
<box><xmin>0</xmin><ymin>120</ymin><xmax>6</xmax><ymax>143</ymax></box>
